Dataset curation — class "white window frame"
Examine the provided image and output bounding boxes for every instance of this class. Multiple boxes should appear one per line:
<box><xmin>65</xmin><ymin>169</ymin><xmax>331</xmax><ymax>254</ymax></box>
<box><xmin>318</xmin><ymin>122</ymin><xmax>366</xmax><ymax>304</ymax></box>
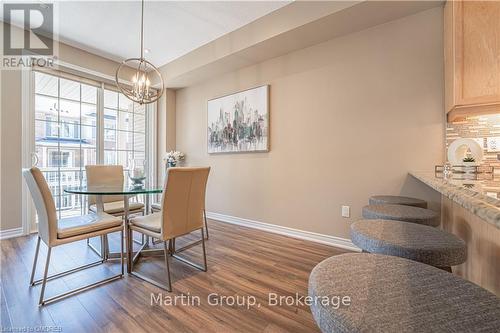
<box><xmin>22</xmin><ymin>63</ymin><xmax>157</xmax><ymax>234</ymax></box>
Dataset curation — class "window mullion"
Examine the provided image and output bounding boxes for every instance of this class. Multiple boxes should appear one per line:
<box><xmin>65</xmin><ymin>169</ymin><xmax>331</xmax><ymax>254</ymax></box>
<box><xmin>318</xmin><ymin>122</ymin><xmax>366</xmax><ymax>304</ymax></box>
<box><xmin>57</xmin><ymin>77</ymin><xmax>61</xmax><ymax>220</ymax></box>
<box><xmin>97</xmin><ymin>83</ymin><xmax>105</xmax><ymax>164</ymax></box>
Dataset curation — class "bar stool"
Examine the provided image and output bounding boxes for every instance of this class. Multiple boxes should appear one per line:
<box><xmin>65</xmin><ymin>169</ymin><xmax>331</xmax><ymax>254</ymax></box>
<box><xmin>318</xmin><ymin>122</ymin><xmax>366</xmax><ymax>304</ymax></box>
<box><xmin>362</xmin><ymin>204</ymin><xmax>439</xmax><ymax>227</ymax></box>
<box><xmin>369</xmin><ymin>195</ymin><xmax>427</xmax><ymax>208</ymax></box>
<box><xmin>350</xmin><ymin>219</ymin><xmax>466</xmax><ymax>271</ymax></box>
<box><xmin>308</xmin><ymin>253</ymin><xmax>500</xmax><ymax>333</ymax></box>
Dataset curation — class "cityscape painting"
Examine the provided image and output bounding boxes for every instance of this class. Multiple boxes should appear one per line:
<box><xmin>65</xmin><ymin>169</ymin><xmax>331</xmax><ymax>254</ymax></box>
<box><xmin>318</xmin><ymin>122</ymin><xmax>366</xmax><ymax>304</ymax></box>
<box><xmin>208</xmin><ymin>85</ymin><xmax>269</xmax><ymax>153</ymax></box>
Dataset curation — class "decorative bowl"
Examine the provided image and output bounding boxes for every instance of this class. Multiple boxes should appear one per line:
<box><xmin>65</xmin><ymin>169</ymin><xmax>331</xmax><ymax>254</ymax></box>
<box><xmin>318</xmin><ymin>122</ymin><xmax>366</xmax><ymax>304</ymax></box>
<box><xmin>130</xmin><ymin>176</ymin><xmax>146</xmax><ymax>187</ymax></box>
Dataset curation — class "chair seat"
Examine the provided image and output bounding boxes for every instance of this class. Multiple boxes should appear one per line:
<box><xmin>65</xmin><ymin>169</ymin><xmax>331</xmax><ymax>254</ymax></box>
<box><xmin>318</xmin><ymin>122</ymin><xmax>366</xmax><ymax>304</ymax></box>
<box><xmin>151</xmin><ymin>203</ymin><xmax>161</xmax><ymax>211</ymax></box>
<box><xmin>350</xmin><ymin>219</ymin><xmax>467</xmax><ymax>267</ymax></box>
<box><xmin>129</xmin><ymin>213</ymin><xmax>161</xmax><ymax>233</ymax></box>
<box><xmin>362</xmin><ymin>204</ymin><xmax>439</xmax><ymax>226</ymax></box>
<box><xmin>309</xmin><ymin>253</ymin><xmax>500</xmax><ymax>333</ymax></box>
<box><xmin>89</xmin><ymin>201</ymin><xmax>144</xmax><ymax>214</ymax></box>
<box><xmin>369</xmin><ymin>195</ymin><xmax>427</xmax><ymax>208</ymax></box>
<box><xmin>57</xmin><ymin>213</ymin><xmax>122</xmax><ymax>239</ymax></box>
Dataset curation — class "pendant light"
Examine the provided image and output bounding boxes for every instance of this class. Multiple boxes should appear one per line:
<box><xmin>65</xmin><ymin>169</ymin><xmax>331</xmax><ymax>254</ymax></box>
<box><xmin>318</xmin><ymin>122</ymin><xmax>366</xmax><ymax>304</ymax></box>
<box><xmin>115</xmin><ymin>0</ymin><xmax>164</xmax><ymax>105</ymax></box>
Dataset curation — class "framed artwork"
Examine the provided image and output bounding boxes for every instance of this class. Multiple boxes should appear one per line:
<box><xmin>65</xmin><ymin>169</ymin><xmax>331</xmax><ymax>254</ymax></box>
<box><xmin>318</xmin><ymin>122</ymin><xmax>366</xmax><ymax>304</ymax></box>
<box><xmin>207</xmin><ymin>85</ymin><xmax>269</xmax><ymax>154</ymax></box>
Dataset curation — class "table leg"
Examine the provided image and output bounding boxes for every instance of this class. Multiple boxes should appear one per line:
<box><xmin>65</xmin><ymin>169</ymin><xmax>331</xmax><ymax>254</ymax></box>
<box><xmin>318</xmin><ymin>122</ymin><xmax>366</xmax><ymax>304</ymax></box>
<box><xmin>96</xmin><ymin>195</ymin><xmax>108</xmax><ymax>260</ymax></box>
<box><xmin>124</xmin><ymin>195</ymin><xmax>131</xmax><ymax>273</ymax></box>
<box><xmin>145</xmin><ymin>194</ymin><xmax>151</xmax><ymax>246</ymax></box>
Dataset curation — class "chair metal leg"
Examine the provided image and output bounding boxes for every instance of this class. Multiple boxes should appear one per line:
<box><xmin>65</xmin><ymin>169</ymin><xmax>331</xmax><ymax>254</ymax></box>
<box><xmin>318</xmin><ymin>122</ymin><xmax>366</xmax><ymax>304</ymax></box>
<box><xmin>30</xmin><ymin>237</ymin><xmax>41</xmax><ymax>286</ymax></box>
<box><xmin>172</xmin><ymin>228</ymin><xmax>207</xmax><ymax>272</ymax></box>
<box><xmin>35</xmin><ymin>233</ymin><xmax>124</xmax><ymax>306</ymax></box>
<box><xmin>31</xmin><ymin>259</ymin><xmax>104</xmax><ymax>286</ymax></box>
<box><xmin>127</xmin><ymin>223</ymin><xmax>133</xmax><ymax>273</ymax></box>
<box><xmin>103</xmin><ymin>235</ymin><xmax>109</xmax><ymax>260</ymax></box>
<box><xmin>87</xmin><ymin>237</ymin><xmax>103</xmax><ymax>258</ymax></box>
<box><xmin>39</xmin><ymin>247</ymin><xmax>52</xmax><ymax>305</ymax></box>
<box><xmin>201</xmin><ymin>228</ymin><xmax>208</xmax><ymax>270</ymax></box>
<box><xmin>131</xmin><ymin>231</ymin><xmax>146</xmax><ymax>245</ymax></box>
<box><xmin>163</xmin><ymin>241</ymin><xmax>172</xmax><ymax>291</ymax></box>
<box><xmin>129</xmin><ymin>228</ymin><xmax>207</xmax><ymax>291</ymax></box>
<box><xmin>170</xmin><ymin>238</ymin><xmax>176</xmax><ymax>255</ymax></box>
<box><xmin>128</xmin><ymin>236</ymin><xmax>172</xmax><ymax>291</ymax></box>
<box><xmin>120</xmin><ymin>229</ymin><xmax>124</xmax><ymax>276</ymax></box>
<box><xmin>203</xmin><ymin>209</ymin><xmax>209</xmax><ymax>240</ymax></box>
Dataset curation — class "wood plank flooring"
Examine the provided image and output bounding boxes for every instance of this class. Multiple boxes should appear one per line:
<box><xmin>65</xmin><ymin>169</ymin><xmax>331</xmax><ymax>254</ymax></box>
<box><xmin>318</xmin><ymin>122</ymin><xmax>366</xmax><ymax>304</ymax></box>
<box><xmin>0</xmin><ymin>220</ymin><xmax>348</xmax><ymax>332</ymax></box>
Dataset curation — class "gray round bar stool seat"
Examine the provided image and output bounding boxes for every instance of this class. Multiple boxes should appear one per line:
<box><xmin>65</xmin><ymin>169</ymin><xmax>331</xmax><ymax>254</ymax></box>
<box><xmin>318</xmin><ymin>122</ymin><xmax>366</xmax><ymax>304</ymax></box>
<box><xmin>350</xmin><ymin>219</ymin><xmax>466</xmax><ymax>269</ymax></box>
<box><xmin>308</xmin><ymin>253</ymin><xmax>500</xmax><ymax>333</ymax></box>
<box><xmin>362</xmin><ymin>204</ymin><xmax>439</xmax><ymax>226</ymax></box>
<box><xmin>369</xmin><ymin>195</ymin><xmax>427</xmax><ymax>208</ymax></box>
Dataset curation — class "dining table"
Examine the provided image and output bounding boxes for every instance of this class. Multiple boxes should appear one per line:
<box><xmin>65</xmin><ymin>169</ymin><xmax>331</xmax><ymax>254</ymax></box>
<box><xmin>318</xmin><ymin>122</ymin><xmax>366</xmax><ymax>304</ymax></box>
<box><xmin>64</xmin><ymin>184</ymin><xmax>162</xmax><ymax>273</ymax></box>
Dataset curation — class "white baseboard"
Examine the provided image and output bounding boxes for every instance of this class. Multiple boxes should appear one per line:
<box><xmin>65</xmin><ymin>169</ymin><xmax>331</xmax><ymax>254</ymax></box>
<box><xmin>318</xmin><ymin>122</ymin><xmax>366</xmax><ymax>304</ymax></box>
<box><xmin>0</xmin><ymin>227</ymin><xmax>24</xmax><ymax>240</ymax></box>
<box><xmin>206</xmin><ymin>212</ymin><xmax>360</xmax><ymax>252</ymax></box>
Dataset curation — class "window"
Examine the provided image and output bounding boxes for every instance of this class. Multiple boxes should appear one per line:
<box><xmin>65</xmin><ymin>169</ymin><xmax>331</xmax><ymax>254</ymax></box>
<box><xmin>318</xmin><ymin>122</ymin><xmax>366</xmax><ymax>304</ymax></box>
<box><xmin>103</xmin><ymin>89</ymin><xmax>146</xmax><ymax>184</ymax></box>
<box><xmin>34</xmin><ymin>72</ymin><xmax>98</xmax><ymax>218</ymax></box>
<box><xmin>32</xmin><ymin>71</ymin><xmax>155</xmax><ymax>220</ymax></box>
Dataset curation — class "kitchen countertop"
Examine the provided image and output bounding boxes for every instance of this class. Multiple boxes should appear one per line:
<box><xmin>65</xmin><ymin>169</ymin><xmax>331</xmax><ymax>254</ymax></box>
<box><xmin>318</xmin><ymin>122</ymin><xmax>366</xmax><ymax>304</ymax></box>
<box><xmin>409</xmin><ymin>171</ymin><xmax>500</xmax><ymax>229</ymax></box>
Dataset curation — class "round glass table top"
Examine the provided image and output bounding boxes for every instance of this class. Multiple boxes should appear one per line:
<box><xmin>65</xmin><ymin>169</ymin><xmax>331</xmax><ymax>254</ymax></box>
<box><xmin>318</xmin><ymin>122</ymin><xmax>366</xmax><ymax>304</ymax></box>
<box><xmin>64</xmin><ymin>185</ymin><xmax>163</xmax><ymax>195</ymax></box>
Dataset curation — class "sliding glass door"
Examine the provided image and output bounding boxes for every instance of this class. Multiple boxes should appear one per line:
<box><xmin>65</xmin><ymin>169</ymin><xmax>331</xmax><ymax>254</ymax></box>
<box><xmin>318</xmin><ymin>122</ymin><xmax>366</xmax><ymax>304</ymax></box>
<box><xmin>30</xmin><ymin>70</ymin><xmax>155</xmax><ymax>225</ymax></box>
<box><xmin>103</xmin><ymin>89</ymin><xmax>147</xmax><ymax>185</ymax></box>
<box><xmin>34</xmin><ymin>71</ymin><xmax>98</xmax><ymax>219</ymax></box>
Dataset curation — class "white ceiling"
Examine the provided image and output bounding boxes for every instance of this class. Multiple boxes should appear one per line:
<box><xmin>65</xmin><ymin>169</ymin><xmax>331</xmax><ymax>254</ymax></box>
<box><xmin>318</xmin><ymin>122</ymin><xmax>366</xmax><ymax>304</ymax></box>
<box><xmin>3</xmin><ymin>1</ymin><xmax>290</xmax><ymax>67</ymax></box>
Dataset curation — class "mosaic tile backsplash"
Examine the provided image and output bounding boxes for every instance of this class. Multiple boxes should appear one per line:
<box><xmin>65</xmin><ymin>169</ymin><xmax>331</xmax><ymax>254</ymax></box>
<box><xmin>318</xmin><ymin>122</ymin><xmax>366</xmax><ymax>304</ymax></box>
<box><xmin>446</xmin><ymin>114</ymin><xmax>500</xmax><ymax>169</ymax></box>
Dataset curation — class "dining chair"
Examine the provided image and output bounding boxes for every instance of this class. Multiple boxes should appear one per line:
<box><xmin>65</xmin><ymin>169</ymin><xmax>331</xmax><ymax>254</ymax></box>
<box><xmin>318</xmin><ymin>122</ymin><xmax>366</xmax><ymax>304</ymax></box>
<box><xmin>85</xmin><ymin>165</ymin><xmax>145</xmax><ymax>256</ymax></box>
<box><xmin>128</xmin><ymin>167</ymin><xmax>210</xmax><ymax>291</ymax></box>
<box><xmin>85</xmin><ymin>165</ymin><xmax>145</xmax><ymax>217</ymax></box>
<box><xmin>151</xmin><ymin>203</ymin><xmax>209</xmax><ymax>240</ymax></box>
<box><xmin>23</xmin><ymin>167</ymin><xmax>124</xmax><ymax>306</ymax></box>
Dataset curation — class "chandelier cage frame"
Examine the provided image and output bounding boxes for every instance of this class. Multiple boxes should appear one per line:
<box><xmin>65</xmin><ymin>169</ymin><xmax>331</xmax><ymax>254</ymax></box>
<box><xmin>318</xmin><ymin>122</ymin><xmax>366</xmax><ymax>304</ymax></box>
<box><xmin>115</xmin><ymin>0</ymin><xmax>164</xmax><ymax>105</ymax></box>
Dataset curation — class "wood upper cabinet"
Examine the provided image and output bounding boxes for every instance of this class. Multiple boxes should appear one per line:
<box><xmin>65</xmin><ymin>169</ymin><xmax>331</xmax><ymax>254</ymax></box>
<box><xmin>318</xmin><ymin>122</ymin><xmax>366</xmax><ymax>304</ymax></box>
<box><xmin>445</xmin><ymin>0</ymin><xmax>500</xmax><ymax>121</ymax></box>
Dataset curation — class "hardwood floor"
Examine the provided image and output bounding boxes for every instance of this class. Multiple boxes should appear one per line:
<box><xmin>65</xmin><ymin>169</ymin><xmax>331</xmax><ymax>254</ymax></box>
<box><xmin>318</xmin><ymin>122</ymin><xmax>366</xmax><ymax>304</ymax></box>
<box><xmin>0</xmin><ymin>220</ymin><xmax>347</xmax><ymax>332</ymax></box>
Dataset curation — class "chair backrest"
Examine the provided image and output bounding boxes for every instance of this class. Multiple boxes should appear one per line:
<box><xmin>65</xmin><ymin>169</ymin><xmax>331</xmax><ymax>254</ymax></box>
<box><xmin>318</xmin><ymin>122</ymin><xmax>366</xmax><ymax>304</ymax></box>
<box><xmin>22</xmin><ymin>167</ymin><xmax>58</xmax><ymax>245</ymax></box>
<box><xmin>159</xmin><ymin>167</ymin><xmax>210</xmax><ymax>239</ymax></box>
<box><xmin>85</xmin><ymin>165</ymin><xmax>124</xmax><ymax>205</ymax></box>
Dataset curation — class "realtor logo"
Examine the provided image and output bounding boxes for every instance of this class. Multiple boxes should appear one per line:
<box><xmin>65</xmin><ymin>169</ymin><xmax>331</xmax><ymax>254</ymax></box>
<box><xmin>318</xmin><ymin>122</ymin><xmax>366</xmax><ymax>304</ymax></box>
<box><xmin>3</xmin><ymin>3</ymin><xmax>53</xmax><ymax>56</ymax></box>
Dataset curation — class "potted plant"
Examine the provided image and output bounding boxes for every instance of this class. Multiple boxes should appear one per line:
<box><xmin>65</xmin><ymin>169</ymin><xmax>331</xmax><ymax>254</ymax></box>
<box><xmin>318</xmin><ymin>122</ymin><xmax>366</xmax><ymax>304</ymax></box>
<box><xmin>462</xmin><ymin>156</ymin><xmax>478</xmax><ymax>173</ymax></box>
<box><xmin>164</xmin><ymin>151</ymin><xmax>185</xmax><ymax>168</ymax></box>
<box><xmin>462</xmin><ymin>156</ymin><xmax>477</xmax><ymax>166</ymax></box>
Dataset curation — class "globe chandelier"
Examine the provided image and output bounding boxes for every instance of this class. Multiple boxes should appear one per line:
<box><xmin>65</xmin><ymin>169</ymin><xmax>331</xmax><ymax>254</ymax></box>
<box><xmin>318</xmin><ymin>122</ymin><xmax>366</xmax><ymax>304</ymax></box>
<box><xmin>115</xmin><ymin>0</ymin><xmax>164</xmax><ymax>105</ymax></box>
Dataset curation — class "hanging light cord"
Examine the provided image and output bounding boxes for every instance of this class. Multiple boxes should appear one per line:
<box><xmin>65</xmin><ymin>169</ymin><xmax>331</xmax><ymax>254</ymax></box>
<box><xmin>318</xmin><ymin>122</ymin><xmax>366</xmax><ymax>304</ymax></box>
<box><xmin>140</xmin><ymin>0</ymin><xmax>144</xmax><ymax>60</ymax></box>
<box><xmin>141</xmin><ymin>0</ymin><xmax>144</xmax><ymax>59</ymax></box>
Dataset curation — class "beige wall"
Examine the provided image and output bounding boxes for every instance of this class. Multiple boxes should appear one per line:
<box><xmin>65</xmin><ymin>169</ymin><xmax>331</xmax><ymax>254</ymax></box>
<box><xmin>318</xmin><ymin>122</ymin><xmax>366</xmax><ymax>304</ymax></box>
<box><xmin>175</xmin><ymin>7</ymin><xmax>445</xmax><ymax>239</ymax></box>
<box><xmin>1</xmin><ymin>68</ymin><xmax>23</xmax><ymax>231</ymax></box>
<box><xmin>156</xmin><ymin>88</ymin><xmax>177</xmax><ymax>185</ymax></box>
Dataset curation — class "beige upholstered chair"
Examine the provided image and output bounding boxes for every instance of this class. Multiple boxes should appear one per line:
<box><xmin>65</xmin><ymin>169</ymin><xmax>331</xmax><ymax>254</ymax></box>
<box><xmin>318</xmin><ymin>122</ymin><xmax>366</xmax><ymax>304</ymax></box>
<box><xmin>85</xmin><ymin>165</ymin><xmax>145</xmax><ymax>255</ymax></box>
<box><xmin>85</xmin><ymin>165</ymin><xmax>145</xmax><ymax>216</ymax></box>
<box><xmin>128</xmin><ymin>167</ymin><xmax>210</xmax><ymax>291</ymax></box>
<box><xmin>23</xmin><ymin>167</ymin><xmax>124</xmax><ymax>306</ymax></box>
<box><xmin>151</xmin><ymin>202</ymin><xmax>209</xmax><ymax>240</ymax></box>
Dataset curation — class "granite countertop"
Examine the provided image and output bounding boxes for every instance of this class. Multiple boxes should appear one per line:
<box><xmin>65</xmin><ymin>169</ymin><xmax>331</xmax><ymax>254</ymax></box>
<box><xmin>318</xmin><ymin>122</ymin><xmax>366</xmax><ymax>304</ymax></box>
<box><xmin>410</xmin><ymin>171</ymin><xmax>500</xmax><ymax>229</ymax></box>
